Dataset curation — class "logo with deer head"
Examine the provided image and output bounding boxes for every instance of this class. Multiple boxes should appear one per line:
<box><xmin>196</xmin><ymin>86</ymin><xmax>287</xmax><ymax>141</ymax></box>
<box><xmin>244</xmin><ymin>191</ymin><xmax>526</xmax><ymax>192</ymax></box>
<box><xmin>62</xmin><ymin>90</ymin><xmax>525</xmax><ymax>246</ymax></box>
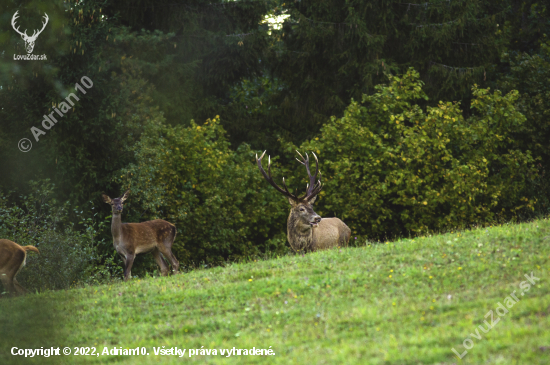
<box><xmin>11</xmin><ymin>11</ymin><xmax>49</xmax><ymax>54</ymax></box>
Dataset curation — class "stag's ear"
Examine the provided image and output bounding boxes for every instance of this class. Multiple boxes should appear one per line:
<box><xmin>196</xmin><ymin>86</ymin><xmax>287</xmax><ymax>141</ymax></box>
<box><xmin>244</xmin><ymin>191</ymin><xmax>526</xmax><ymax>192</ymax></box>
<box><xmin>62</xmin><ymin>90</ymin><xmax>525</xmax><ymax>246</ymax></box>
<box><xmin>288</xmin><ymin>197</ymin><xmax>298</xmax><ymax>207</ymax></box>
<box><xmin>308</xmin><ymin>195</ymin><xmax>318</xmax><ymax>205</ymax></box>
<box><xmin>102</xmin><ymin>194</ymin><xmax>112</xmax><ymax>204</ymax></box>
<box><xmin>120</xmin><ymin>190</ymin><xmax>130</xmax><ymax>202</ymax></box>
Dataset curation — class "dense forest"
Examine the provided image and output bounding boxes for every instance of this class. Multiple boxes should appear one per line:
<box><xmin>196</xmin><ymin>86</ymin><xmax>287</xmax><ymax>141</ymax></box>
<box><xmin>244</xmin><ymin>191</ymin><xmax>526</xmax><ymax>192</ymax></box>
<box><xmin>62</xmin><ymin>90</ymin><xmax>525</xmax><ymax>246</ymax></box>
<box><xmin>0</xmin><ymin>0</ymin><xmax>549</xmax><ymax>288</ymax></box>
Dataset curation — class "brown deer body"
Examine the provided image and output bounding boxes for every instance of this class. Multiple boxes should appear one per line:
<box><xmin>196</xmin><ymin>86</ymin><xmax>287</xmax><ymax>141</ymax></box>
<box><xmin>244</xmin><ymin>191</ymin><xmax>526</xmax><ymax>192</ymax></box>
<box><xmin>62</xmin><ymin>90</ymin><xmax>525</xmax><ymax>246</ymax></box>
<box><xmin>0</xmin><ymin>239</ymin><xmax>39</xmax><ymax>296</ymax></box>
<box><xmin>102</xmin><ymin>191</ymin><xmax>180</xmax><ymax>281</ymax></box>
<box><xmin>257</xmin><ymin>151</ymin><xmax>351</xmax><ymax>252</ymax></box>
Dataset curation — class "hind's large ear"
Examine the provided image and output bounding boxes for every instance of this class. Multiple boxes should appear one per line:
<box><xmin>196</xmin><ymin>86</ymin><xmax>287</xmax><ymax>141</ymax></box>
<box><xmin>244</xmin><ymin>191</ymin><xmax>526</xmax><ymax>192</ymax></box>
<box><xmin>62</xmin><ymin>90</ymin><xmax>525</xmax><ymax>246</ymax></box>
<box><xmin>307</xmin><ymin>195</ymin><xmax>317</xmax><ymax>205</ymax></box>
<box><xmin>120</xmin><ymin>190</ymin><xmax>130</xmax><ymax>202</ymax></box>
<box><xmin>102</xmin><ymin>194</ymin><xmax>112</xmax><ymax>204</ymax></box>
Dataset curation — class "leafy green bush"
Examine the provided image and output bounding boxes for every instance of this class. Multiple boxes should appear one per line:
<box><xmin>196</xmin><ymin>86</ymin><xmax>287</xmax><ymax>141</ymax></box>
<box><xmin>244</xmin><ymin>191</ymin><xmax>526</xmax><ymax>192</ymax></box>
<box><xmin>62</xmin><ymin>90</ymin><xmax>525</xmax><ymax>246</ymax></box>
<box><xmin>0</xmin><ymin>180</ymin><xmax>115</xmax><ymax>292</ymax></box>
<box><xmin>297</xmin><ymin>68</ymin><xmax>537</xmax><ymax>239</ymax></box>
<box><xmin>119</xmin><ymin>116</ymin><xmax>289</xmax><ymax>266</ymax></box>
<box><xmin>498</xmin><ymin>41</ymin><xmax>550</xmax><ymax>214</ymax></box>
<box><xmin>17</xmin><ymin>227</ymin><xmax>115</xmax><ymax>291</ymax></box>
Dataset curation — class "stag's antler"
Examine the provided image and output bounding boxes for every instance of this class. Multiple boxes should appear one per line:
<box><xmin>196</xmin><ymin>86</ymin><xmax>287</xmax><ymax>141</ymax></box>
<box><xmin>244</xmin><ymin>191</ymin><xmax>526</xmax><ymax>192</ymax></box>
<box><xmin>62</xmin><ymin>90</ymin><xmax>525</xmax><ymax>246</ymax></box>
<box><xmin>256</xmin><ymin>151</ymin><xmax>299</xmax><ymax>201</ymax></box>
<box><xmin>294</xmin><ymin>150</ymin><xmax>322</xmax><ymax>201</ymax></box>
<box><xmin>11</xmin><ymin>11</ymin><xmax>48</xmax><ymax>41</ymax></box>
<box><xmin>11</xmin><ymin>11</ymin><xmax>27</xmax><ymax>38</ymax></box>
<box><xmin>31</xmin><ymin>13</ymin><xmax>49</xmax><ymax>40</ymax></box>
<box><xmin>256</xmin><ymin>150</ymin><xmax>322</xmax><ymax>202</ymax></box>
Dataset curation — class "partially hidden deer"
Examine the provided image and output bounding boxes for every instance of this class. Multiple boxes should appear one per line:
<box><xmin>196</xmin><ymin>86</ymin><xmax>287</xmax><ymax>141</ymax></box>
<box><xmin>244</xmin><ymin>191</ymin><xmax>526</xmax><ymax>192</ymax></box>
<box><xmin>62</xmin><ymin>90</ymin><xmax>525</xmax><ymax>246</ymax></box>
<box><xmin>0</xmin><ymin>239</ymin><xmax>39</xmax><ymax>296</ymax></box>
<box><xmin>257</xmin><ymin>151</ymin><xmax>351</xmax><ymax>252</ymax></box>
<box><xmin>102</xmin><ymin>190</ymin><xmax>180</xmax><ymax>281</ymax></box>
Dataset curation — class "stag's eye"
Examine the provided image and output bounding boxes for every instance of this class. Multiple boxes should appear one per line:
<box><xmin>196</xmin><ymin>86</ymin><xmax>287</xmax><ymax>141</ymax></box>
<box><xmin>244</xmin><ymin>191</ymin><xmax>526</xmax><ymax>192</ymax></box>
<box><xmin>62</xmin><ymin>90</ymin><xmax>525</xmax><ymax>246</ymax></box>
<box><xmin>299</xmin><ymin>208</ymin><xmax>305</xmax><ymax>212</ymax></box>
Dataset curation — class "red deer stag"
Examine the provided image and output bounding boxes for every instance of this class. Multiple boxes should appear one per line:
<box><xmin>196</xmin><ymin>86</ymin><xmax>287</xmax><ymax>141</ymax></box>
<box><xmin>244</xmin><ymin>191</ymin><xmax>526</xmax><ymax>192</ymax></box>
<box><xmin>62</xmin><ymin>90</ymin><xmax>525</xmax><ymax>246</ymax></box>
<box><xmin>0</xmin><ymin>239</ymin><xmax>39</xmax><ymax>296</ymax></box>
<box><xmin>102</xmin><ymin>190</ymin><xmax>180</xmax><ymax>281</ymax></box>
<box><xmin>256</xmin><ymin>151</ymin><xmax>351</xmax><ymax>252</ymax></box>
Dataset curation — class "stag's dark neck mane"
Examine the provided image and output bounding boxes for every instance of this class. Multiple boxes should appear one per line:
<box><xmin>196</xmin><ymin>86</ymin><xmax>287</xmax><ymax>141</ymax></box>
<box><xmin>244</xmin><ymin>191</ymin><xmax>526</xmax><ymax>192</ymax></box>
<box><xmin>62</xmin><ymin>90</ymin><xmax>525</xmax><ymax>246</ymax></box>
<box><xmin>287</xmin><ymin>211</ymin><xmax>313</xmax><ymax>252</ymax></box>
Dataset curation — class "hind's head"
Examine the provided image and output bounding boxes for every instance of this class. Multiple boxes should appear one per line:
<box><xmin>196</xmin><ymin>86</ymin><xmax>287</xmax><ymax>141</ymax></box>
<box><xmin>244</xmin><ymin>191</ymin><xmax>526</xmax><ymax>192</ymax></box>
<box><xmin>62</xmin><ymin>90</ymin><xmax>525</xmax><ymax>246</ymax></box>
<box><xmin>102</xmin><ymin>190</ymin><xmax>130</xmax><ymax>214</ymax></box>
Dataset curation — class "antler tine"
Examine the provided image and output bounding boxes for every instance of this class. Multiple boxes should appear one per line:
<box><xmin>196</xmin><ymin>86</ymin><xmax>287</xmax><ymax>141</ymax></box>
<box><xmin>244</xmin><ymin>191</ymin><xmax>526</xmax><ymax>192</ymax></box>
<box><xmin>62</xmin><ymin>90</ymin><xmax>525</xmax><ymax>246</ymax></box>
<box><xmin>311</xmin><ymin>151</ymin><xmax>319</xmax><ymax>165</ymax></box>
<box><xmin>280</xmin><ymin>177</ymin><xmax>294</xmax><ymax>196</ymax></box>
<box><xmin>295</xmin><ymin>150</ymin><xmax>312</xmax><ymax>177</ymax></box>
<box><xmin>309</xmin><ymin>152</ymin><xmax>321</xmax><ymax>198</ymax></box>
<box><xmin>39</xmin><ymin>13</ymin><xmax>49</xmax><ymax>32</ymax></box>
<box><xmin>256</xmin><ymin>150</ymin><xmax>266</xmax><ymax>162</ymax></box>
<box><xmin>302</xmin><ymin>151</ymin><xmax>319</xmax><ymax>198</ymax></box>
<box><xmin>11</xmin><ymin>11</ymin><xmax>27</xmax><ymax>37</ymax></box>
<box><xmin>11</xmin><ymin>11</ymin><xmax>18</xmax><ymax>26</ymax></box>
<box><xmin>295</xmin><ymin>150</ymin><xmax>307</xmax><ymax>165</ymax></box>
<box><xmin>268</xmin><ymin>156</ymin><xmax>297</xmax><ymax>198</ymax></box>
<box><xmin>294</xmin><ymin>150</ymin><xmax>322</xmax><ymax>201</ymax></box>
<box><xmin>311</xmin><ymin>151</ymin><xmax>320</xmax><ymax>175</ymax></box>
<box><xmin>28</xmin><ymin>13</ymin><xmax>48</xmax><ymax>40</ymax></box>
<box><xmin>256</xmin><ymin>151</ymin><xmax>298</xmax><ymax>200</ymax></box>
<box><xmin>311</xmin><ymin>179</ymin><xmax>323</xmax><ymax>196</ymax></box>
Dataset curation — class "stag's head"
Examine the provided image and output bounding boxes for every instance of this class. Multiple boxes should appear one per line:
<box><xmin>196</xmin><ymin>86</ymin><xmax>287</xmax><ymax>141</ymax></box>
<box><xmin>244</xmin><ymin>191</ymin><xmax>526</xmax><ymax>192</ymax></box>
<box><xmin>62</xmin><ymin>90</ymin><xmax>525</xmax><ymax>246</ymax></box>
<box><xmin>256</xmin><ymin>150</ymin><xmax>323</xmax><ymax>229</ymax></box>
<box><xmin>11</xmin><ymin>11</ymin><xmax>49</xmax><ymax>54</ymax></box>
<box><xmin>102</xmin><ymin>190</ymin><xmax>130</xmax><ymax>215</ymax></box>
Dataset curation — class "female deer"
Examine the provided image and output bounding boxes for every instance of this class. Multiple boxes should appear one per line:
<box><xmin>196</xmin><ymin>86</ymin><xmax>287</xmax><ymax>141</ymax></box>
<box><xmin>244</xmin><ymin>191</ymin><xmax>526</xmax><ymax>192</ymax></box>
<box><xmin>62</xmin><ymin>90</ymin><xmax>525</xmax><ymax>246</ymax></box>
<box><xmin>0</xmin><ymin>239</ymin><xmax>39</xmax><ymax>296</ymax></box>
<box><xmin>102</xmin><ymin>190</ymin><xmax>180</xmax><ymax>281</ymax></box>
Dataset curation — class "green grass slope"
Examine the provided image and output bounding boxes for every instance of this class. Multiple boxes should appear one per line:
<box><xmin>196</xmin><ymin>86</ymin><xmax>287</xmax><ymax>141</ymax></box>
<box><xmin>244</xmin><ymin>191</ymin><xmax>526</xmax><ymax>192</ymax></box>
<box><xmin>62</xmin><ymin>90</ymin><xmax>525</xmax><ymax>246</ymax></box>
<box><xmin>1</xmin><ymin>219</ymin><xmax>549</xmax><ymax>364</ymax></box>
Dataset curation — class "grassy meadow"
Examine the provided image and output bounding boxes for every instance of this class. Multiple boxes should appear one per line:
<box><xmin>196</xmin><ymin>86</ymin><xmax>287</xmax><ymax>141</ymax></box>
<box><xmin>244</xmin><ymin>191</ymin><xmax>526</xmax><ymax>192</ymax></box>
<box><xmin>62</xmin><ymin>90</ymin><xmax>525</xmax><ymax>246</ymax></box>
<box><xmin>1</xmin><ymin>219</ymin><xmax>549</xmax><ymax>364</ymax></box>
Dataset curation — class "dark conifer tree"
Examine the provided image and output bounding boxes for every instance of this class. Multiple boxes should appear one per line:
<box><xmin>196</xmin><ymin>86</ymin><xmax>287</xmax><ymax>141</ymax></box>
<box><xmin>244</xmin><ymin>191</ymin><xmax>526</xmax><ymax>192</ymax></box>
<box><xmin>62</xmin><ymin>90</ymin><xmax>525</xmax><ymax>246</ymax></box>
<box><xmin>223</xmin><ymin>0</ymin><xmax>512</xmax><ymax>151</ymax></box>
<box><xmin>0</xmin><ymin>0</ymin><xmax>273</xmax><ymax>204</ymax></box>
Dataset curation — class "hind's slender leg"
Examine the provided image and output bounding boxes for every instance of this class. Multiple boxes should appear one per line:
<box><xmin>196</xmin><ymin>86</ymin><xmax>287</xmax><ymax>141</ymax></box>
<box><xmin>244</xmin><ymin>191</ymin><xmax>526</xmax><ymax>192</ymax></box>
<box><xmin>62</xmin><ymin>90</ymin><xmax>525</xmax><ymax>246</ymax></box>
<box><xmin>123</xmin><ymin>253</ymin><xmax>135</xmax><ymax>281</ymax></box>
<box><xmin>152</xmin><ymin>248</ymin><xmax>169</xmax><ymax>276</ymax></box>
<box><xmin>0</xmin><ymin>274</ymin><xmax>16</xmax><ymax>296</ymax></box>
<box><xmin>1</xmin><ymin>271</ymin><xmax>17</xmax><ymax>296</ymax></box>
<box><xmin>158</xmin><ymin>244</ymin><xmax>179</xmax><ymax>274</ymax></box>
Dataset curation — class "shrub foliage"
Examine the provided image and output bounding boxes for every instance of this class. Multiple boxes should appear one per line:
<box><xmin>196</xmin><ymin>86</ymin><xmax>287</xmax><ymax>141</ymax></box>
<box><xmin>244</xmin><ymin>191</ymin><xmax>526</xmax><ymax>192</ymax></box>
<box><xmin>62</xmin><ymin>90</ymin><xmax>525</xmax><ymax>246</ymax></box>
<box><xmin>0</xmin><ymin>181</ymin><xmax>113</xmax><ymax>292</ymax></box>
<box><xmin>299</xmin><ymin>69</ymin><xmax>537</xmax><ymax>239</ymax></box>
<box><xmin>119</xmin><ymin>117</ymin><xmax>289</xmax><ymax>265</ymax></box>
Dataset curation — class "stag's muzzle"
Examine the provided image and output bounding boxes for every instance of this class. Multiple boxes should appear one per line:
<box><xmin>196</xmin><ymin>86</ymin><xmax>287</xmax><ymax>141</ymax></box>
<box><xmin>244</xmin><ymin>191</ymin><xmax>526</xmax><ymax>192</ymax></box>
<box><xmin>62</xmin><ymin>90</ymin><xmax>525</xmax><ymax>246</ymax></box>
<box><xmin>310</xmin><ymin>216</ymin><xmax>321</xmax><ymax>228</ymax></box>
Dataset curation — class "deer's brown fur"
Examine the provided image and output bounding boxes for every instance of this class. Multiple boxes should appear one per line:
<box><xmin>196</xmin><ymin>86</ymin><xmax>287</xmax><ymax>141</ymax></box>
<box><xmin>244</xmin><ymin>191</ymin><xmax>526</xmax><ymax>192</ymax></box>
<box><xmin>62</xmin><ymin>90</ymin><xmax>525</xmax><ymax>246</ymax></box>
<box><xmin>287</xmin><ymin>205</ymin><xmax>351</xmax><ymax>251</ymax></box>
<box><xmin>102</xmin><ymin>190</ymin><xmax>180</xmax><ymax>281</ymax></box>
<box><xmin>0</xmin><ymin>239</ymin><xmax>39</xmax><ymax>296</ymax></box>
<box><xmin>257</xmin><ymin>151</ymin><xmax>351</xmax><ymax>252</ymax></box>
